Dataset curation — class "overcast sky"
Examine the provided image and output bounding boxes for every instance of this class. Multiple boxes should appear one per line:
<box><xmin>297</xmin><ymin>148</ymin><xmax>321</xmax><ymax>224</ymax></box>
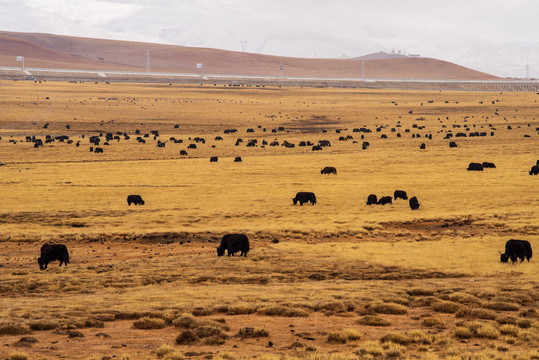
<box><xmin>1</xmin><ymin>0</ymin><xmax>538</xmax><ymax>77</ymax></box>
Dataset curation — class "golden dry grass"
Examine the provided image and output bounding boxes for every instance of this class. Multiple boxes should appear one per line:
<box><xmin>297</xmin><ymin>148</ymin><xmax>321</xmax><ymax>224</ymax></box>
<box><xmin>0</xmin><ymin>81</ymin><xmax>538</xmax><ymax>359</ymax></box>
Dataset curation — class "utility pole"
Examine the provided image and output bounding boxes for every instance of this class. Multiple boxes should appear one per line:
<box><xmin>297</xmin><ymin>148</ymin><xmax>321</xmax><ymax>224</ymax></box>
<box><xmin>362</xmin><ymin>61</ymin><xmax>365</xmax><ymax>80</ymax></box>
<box><xmin>240</xmin><ymin>40</ymin><xmax>247</xmax><ymax>52</ymax></box>
<box><xmin>146</xmin><ymin>50</ymin><xmax>150</xmax><ymax>73</ymax></box>
<box><xmin>17</xmin><ymin>56</ymin><xmax>24</xmax><ymax>70</ymax></box>
<box><xmin>280</xmin><ymin>62</ymin><xmax>283</xmax><ymax>79</ymax></box>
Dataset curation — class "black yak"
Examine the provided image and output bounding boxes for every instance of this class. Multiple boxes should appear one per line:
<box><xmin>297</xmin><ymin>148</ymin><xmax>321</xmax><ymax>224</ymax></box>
<box><xmin>409</xmin><ymin>196</ymin><xmax>420</xmax><ymax>210</ymax></box>
<box><xmin>366</xmin><ymin>194</ymin><xmax>378</xmax><ymax>205</ymax></box>
<box><xmin>377</xmin><ymin>196</ymin><xmax>393</xmax><ymax>205</ymax></box>
<box><xmin>321</xmin><ymin>166</ymin><xmax>337</xmax><ymax>175</ymax></box>
<box><xmin>127</xmin><ymin>195</ymin><xmax>145</xmax><ymax>206</ymax></box>
<box><xmin>500</xmin><ymin>240</ymin><xmax>532</xmax><ymax>263</ymax></box>
<box><xmin>217</xmin><ymin>234</ymin><xmax>249</xmax><ymax>257</ymax></box>
<box><xmin>292</xmin><ymin>192</ymin><xmax>316</xmax><ymax>206</ymax></box>
<box><xmin>38</xmin><ymin>244</ymin><xmax>69</xmax><ymax>270</ymax></box>
<box><xmin>394</xmin><ymin>190</ymin><xmax>408</xmax><ymax>200</ymax></box>
<box><xmin>467</xmin><ymin>163</ymin><xmax>484</xmax><ymax>171</ymax></box>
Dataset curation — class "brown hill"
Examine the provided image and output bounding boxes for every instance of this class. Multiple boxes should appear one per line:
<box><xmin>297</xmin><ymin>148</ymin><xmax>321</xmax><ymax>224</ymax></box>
<box><xmin>0</xmin><ymin>31</ymin><xmax>499</xmax><ymax>80</ymax></box>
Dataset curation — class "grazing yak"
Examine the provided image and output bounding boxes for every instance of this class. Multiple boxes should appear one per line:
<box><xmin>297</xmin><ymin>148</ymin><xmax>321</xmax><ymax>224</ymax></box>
<box><xmin>366</xmin><ymin>194</ymin><xmax>378</xmax><ymax>205</ymax></box>
<box><xmin>482</xmin><ymin>162</ymin><xmax>496</xmax><ymax>168</ymax></box>
<box><xmin>467</xmin><ymin>162</ymin><xmax>484</xmax><ymax>171</ymax></box>
<box><xmin>377</xmin><ymin>196</ymin><xmax>393</xmax><ymax>205</ymax></box>
<box><xmin>217</xmin><ymin>234</ymin><xmax>249</xmax><ymax>257</ymax></box>
<box><xmin>38</xmin><ymin>244</ymin><xmax>69</xmax><ymax>270</ymax></box>
<box><xmin>127</xmin><ymin>195</ymin><xmax>145</xmax><ymax>206</ymax></box>
<box><xmin>409</xmin><ymin>196</ymin><xmax>420</xmax><ymax>210</ymax></box>
<box><xmin>292</xmin><ymin>192</ymin><xmax>317</xmax><ymax>206</ymax></box>
<box><xmin>321</xmin><ymin>166</ymin><xmax>337</xmax><ymax>175</ymax></box>
<box><xmin>500</xmin><ymin>239</ymin><xmax>533</xmax><ymax>263</ymax></box>
<box><xmin>234</xmin><ymin>156</ymin><xmax>242</xmax><ymax>162</ymax></box>
<box><xmin>210</xmin><ymin>156</ymin><xmax>218</xmax><ymax>162</ymax></box>
<box><xmin>394</xmin><ymin>190</ymin><xmax>408</xmax><ymax>200</ymax></box>
<box><xmin>530</xmin><ymin>165</ymin><xmax>539</xmax><ymax>175</ymax></box>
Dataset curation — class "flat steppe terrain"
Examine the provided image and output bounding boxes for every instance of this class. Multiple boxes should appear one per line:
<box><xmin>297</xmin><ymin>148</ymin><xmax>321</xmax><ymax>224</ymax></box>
<box><xmin>0</xmin><ymin>81</ymin><xmax>537</xmax><ymax>360</ymax></box>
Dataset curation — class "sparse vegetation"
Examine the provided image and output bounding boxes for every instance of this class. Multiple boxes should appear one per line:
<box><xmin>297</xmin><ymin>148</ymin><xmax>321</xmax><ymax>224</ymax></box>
<box><xmin>382</xmin><ymin>341</ymin><xmax>406</xmax><ymax>358</ymax></box>
<box><xmin>133</xmin><ymin>317</ymin><xmax>166</xmax><ymax>330</ymax></box>
<box><xmin>432</xmin><ymin>300</ymin><xmax>462</xmax><ymax>314</ymax></box>
<box><xmin>156</xmin><ymin>344</ymin><xmax>183</xmax><ymax>360</ymax></box>
<box><xmin>238</xmin><ymin>327</ymin><xmax>268</xmax><ymax>338</ymax></box>
<box><xmin>9</xmin><ymin>352</ymin><xmax>28</xmax><ymax>360</ymax></box>
<box><xmin>357</xmin><ymin>315</ymin><xmax>391</xmax><ymax>326</ymax></box>
<box><xmin>0</xmin><ymin>83</ymin><xmax>538</xmax><ymax>359</ymax></box>
<box><xmin>327</xmin><ymin>328</ymin><xmax>361</xmax><ymax>343</ymax></box>
<box><xmin>355</xmin><ymin>341</ymin><xmax>383</xmax><ymax>357</ymax></box>
<box><xmin>257</xmin><ymin>306</ymin><xmax>309</xmax><ymax>317</ymax></box>
<box><xmin>366</xmin><ymin>301</ymin><xmax>408</xmax><ymax>315</ymax></box>
<box><xmin>0</xmin><ymin>321</ymin><xmax>31</xmax><ymax>336</ymax></box>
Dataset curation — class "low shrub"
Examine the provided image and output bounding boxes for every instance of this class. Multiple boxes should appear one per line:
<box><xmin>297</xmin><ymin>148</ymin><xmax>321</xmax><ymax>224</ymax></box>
<box><xmin>28</xmin><ymin>320</ymin><xmax>57</xmax><ymax>331</ymax></box>
<box><xmin>454</xmin><ymin>327</ymin><xmax>473</xmax><ymax>339</ymax></box>
<box><xmin>357</xmin><ymin>315</ymin><xmax>391</xmax><ymax>327</ymax></box>
<box><xmin>456</xmin><ymin>321</ymin><xmax>500</xmax><ymax>339</ymax></box>
<box><xmin>431</xmin><ymin>300</ymin><xmax>462</xmax><ymax>314</ymax></box>
<box><xmin>355</xmin><ymin>341</ymin><xmax>383</xmax><ymax>357</ymax></box>
<box><xmin>483</xmin><ymin>301</ymin><xmax>520</xmax><ymax>312</ymax></box>
<box><xmin>327</xmin><ymin>328</ymin><xmax>361</xmax><ymax>343</ymax></box>
<box><xmin>406</xmin><ymin>288</ymin><xmax>435</xmax><ymax>296</ymax></box>
<box><xmin>192</xmin><ymin>307</ymin><xmax>213</xmax><ymax>317</ymax></box>
<box><xmin>421</xmin><ymin>317</ymin><xmax>445</xmax><ymax>328</ymax></box>
<box><xmin>496</xmin><ymin>316</ymin><xmax>517</xmax><ymax>325</ymax></box>
<box><xmin>175</xmin><ymin>330</ymin><xmax>197</xmax><ymax>345</ymax></box>
<box><xmin>238</xmin><ymin>327</ymin><xmax>268</xmax><ymax>338</ymax></box>
<box><xmin>133</xmin><ymin>317</ymin><xmax>166</xmax><ymax>330</ymax></box>
<box><xmin>173</xmin><ymin>314</ymin><xmax>229</xmax><ymax>331</ymax></box>
<box><xmin>382</xmin><ymin>341</ymin><xmax>406</xmax><ymax>358</ymax></box>
<box><xmin>456</xmin><ymin>308</ymin><xmax>497</xmax><ymax>320</ymax></box>
<box><xmin>434</xmin><ymin>335</ymin><xmax>453</xmax><ymax>347</ymax></box>
<box><xmin>517</xmin><ymin>319</ymin><xmax>532</xmax><ymax>329</ymax></box>
<box><xmin>446</xmin><ymin>292</ymin><xmax>481</xmax><ymax>305</ymax></box>
<box><xmin>225</xmin><ymin>304</ymin><xmax>257</xmax><ymax>315</ymax></box>
<box><xmin>257</xmin><ymin>306</ymin><xmax>308</xmax><ymax>317</ymax></box>
<box><xmin>380</xmin><ymin>332</ymin><xmax>411</xmax><ymax>345</ymax></box>
<box><xmin>0</xmin><ymin>321</ymin><xmax>31</xmax><ymax>336</ymax></box>
<box><xmin>499</xmin><ymin>324</ymin><xmax>519</xmax><ymax>336</ymax></box>
<box><xmin>408</xmin><ymin>330</ymin><xmax>433</xmax><ymax>344</ymax></box>
<box><xmin>475</xmin><ymin>323</ymin><xmax>499</xmax><ymax>339</ymax></box>
<box><xmin>195</xmin><ymin>326</ymin><xmax>228</xmax><ymax>345</ymax></box>
<box><xmin>9</xmin><ymin>351</ymin><xmax>28</xmax><ymax>360</ymax></box>
<box><xmin>366</xmin><ymin>301</ymin><xmax>407</xmax><ymax>315</ymax></box>
<box><xmin>156</xmin><ymin>344</ymin><xmax>177</xmax><ymax>358</ymax></box>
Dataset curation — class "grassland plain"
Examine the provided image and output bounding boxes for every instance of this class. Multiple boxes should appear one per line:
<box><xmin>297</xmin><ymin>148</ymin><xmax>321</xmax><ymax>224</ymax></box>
<box><xmin>0</xmin><ymin>81</ymin><xmax>538</xmax><ymax>359</ymax></box>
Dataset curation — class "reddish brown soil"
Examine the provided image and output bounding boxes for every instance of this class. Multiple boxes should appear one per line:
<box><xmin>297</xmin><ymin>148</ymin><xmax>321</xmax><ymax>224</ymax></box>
<box><xmin>0</xmin><ymin>31</ymin><xmax>499</xmax><ymax>80</ymax></box>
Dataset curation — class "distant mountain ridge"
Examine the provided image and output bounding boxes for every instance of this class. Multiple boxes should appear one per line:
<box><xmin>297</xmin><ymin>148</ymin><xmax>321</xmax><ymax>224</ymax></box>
<box><xmin>0</xmin><ymin>31</ymin><xmax>500</xmax><ymax>80</ymax></box>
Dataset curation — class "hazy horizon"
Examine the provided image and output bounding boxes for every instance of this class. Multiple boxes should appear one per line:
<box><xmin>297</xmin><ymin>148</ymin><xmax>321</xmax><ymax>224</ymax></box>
<box><xmin>1</xmin><ymin>0</ymin><xmax>538</xmax><ymax>78</ymax></box>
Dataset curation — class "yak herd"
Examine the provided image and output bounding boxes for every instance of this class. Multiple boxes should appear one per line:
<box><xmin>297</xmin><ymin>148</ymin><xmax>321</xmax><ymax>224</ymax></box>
<box><xmin>11</xmin><ymin>96</ymin><xmax>535</xmax><ymax>270</ymax></box>
<box><xmin>365</xmin><ymin>190</ymin><xmax>420</xmax><ymax>210</ymax></box>
<box><xmin>37</xmin><ymin>235</ymin><xmax>532</xmax><ymax>270</ymax></box>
